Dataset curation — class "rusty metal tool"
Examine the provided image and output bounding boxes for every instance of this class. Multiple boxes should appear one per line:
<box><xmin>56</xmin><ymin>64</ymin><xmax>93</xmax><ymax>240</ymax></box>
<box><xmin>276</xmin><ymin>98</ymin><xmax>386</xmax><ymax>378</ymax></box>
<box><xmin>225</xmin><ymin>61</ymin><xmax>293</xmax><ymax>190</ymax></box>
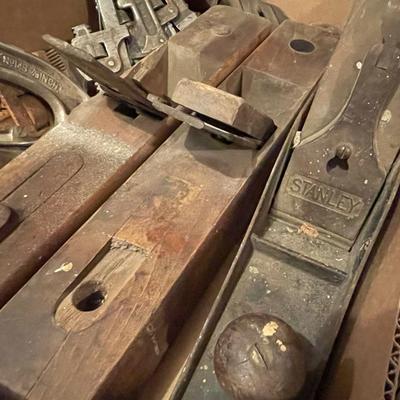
<box><xmin>0</xmin><ymin>41</ymin><xmax>87</xmax><ymax>119</ymax></box>
<box><xmin>71</xmin><ymin>0</ymin><xmax>196</xmax><ymax>72</ymax></box>
<box><xmin>0</xmin><ymin>82</ymin><xmax>53</xmax><ymax>145</ymax></box>
<box><xmin>0</xmin><ymin>83</ymin><xmax>36</xmax><ymax>137</ymax></box>
<box><xmin>43</xmin><ymin>34</ymin><xmax>156</xmax><ymax>114</ymax></box>
<box><xmin>71</xmin><ymin>0</ymin><xmax>132</xmax><ymax>74</ymax></box>
<box><xmin>173</xmin><ymin>1</ymin><xmax>400</xmax><ymax>399</ymax></box>
<box><xmin>0</xmin><ymin>10</ymin><xmax>337</xmax><ymax>399</ymax></box>
<box><xmin>0</xmin><ymin>40</ymin><xmax>88</xmax><ymax>162</ymax></box>
<box><xmin>117</xmin><ymin>0</ymin><xmax>196</xmax><ymax>62</ymax></box>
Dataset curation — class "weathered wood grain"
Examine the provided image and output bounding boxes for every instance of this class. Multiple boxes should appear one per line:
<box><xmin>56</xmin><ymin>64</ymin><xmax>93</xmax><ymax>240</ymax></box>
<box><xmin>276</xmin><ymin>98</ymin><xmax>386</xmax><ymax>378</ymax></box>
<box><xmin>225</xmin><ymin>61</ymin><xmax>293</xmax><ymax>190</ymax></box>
<box><xmin>0</xmin><ymin>94</ymin><xmax>177</xmax><ymax>307</ymax></box>
<box><xmin>0</xmin><ymin>18</ymin><xmax>337</xmax><ymax>400</ymax></box>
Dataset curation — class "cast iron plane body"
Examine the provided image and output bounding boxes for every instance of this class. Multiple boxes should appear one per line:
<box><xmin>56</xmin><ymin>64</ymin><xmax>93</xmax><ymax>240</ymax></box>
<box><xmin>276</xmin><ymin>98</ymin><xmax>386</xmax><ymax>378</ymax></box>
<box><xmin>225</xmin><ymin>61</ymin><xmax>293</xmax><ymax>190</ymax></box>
<box><xmin>0</xmin><ymin>7</ymin><xmax>337</xmax><ymax>400</ymax></box>
<box><xmin>176</xmin><ymin>1</ymin><xmax>400</xmax><ymax>399</ymax></box>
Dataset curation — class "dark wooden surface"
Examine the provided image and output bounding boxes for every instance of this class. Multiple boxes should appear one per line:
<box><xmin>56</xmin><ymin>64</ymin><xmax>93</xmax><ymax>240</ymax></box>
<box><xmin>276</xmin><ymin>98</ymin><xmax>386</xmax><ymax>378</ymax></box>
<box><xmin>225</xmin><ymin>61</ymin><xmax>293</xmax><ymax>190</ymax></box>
<box><xmin>0</xmin><ymin>94</ymin><xmax>177</xmax><ymax>307</ymax></box>
<box><xmin>0</xmin><ymin>17</ymin><xmax>338</xmax><ymax>399</ymax></box>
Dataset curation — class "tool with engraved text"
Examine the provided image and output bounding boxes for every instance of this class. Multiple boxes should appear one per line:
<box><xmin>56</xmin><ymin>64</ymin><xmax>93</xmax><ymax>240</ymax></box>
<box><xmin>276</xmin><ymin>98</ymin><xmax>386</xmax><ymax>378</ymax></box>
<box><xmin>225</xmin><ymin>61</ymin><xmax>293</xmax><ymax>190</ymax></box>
<box><xmin>173</xmin><ymin>1</ymin><xmax>400</xmax><ymax>399</ymax></box>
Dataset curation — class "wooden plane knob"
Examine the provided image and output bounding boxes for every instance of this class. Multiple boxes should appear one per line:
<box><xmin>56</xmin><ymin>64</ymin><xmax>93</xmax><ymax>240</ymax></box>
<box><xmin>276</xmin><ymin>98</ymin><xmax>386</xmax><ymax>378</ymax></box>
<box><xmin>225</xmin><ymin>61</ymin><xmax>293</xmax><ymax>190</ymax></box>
<box><xmin>214</xmin><ymin>313</ymin><xmax>306</xmax><ymax>400</ymax></box>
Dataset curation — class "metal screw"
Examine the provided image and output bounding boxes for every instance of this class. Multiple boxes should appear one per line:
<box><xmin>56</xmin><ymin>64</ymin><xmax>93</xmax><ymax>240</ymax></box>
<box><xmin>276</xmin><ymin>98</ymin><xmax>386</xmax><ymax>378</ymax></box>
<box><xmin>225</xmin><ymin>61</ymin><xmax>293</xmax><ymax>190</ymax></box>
<box><xmin>335</xmin><ymin>144</ymin><xmax>352</xmax><ymax>160</ymax></box>
<box><xmin>107</xmin><ymin>59</ymin><xmax>115</xmax><ymax>67</ymax></box>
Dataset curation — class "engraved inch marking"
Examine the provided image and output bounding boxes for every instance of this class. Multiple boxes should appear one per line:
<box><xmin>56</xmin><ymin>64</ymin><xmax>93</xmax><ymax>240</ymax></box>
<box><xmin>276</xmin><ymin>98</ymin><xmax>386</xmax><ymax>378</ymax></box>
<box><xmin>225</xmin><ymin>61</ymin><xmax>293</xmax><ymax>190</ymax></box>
<box><xmin>287</xmin><ymin>175</ymin><xmax>364</xmax><ymax>217</ymax></box>
<box><xmin>0</xmin><ymin>51</ymin><xmax>62</xmax><ymax>93</ymax></box>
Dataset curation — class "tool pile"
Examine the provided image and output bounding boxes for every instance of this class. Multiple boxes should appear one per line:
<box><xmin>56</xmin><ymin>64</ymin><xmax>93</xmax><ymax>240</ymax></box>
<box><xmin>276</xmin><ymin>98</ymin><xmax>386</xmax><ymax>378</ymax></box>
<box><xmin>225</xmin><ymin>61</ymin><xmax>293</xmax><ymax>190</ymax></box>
<box><xmin>0</xmin><ymin>1</ymin><xmax>399</xmax><ymax>399</ymax></box>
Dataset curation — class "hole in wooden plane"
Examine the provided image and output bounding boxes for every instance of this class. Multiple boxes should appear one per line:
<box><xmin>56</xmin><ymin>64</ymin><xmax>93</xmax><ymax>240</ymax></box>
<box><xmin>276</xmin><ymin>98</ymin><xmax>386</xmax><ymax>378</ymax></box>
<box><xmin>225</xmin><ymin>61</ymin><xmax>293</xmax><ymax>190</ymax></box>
<box><xmin>73</xmin><ymin>281</ymin><xmax>107</xmax><ymax>312</ymax></box>
<box><xmin>290</xmin><ymin>39</ymin><xmax>315</xmax><ymax>54</ymax></box>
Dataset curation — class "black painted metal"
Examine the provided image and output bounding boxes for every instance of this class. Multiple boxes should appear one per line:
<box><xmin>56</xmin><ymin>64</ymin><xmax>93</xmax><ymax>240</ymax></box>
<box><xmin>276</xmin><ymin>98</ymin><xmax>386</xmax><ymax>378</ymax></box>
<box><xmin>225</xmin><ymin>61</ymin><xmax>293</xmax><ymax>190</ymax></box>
<box><xmin>173</xmin><ymin>1</ymin><xmax>400</xmax><ymax>399</ymax></box>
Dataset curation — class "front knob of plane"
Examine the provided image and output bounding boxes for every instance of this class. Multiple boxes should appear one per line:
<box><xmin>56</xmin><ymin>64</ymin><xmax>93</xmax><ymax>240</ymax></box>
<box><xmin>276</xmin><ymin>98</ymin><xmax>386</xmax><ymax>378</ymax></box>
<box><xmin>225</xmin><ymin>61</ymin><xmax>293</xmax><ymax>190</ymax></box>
<box><xmin>214</xmin><ymin>313</ymin><xmax>306</xmax><ymax>400</ymax></box>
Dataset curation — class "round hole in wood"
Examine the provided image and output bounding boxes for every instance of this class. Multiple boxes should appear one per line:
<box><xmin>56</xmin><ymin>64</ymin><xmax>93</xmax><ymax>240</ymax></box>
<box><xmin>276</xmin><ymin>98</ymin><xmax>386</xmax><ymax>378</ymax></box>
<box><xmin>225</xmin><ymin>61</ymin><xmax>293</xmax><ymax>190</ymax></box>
<box><xmin>290</xmin><ymin>39</ymin><xmax>315</xmax><ymax>54</ymax></box>
<box><xmin>73</xmin><ymin>281</ymin><xmax>107</xmax><ymax>312</ymax></box>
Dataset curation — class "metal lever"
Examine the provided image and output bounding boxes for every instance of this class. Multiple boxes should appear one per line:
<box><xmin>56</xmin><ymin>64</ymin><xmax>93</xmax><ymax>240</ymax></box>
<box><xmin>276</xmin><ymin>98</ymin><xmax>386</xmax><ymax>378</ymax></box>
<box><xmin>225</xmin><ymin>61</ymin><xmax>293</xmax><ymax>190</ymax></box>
<box><xmin>43</xmin><ymin>34</ymin><xmax>158</xmax><ymax>116</ymax></box>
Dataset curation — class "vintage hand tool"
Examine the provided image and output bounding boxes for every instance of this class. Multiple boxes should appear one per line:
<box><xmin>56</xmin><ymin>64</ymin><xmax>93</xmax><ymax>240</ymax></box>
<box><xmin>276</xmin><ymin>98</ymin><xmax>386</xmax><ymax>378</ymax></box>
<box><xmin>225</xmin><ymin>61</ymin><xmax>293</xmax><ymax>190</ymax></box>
<box><xmin>0</xmin><ymin>82</ymin><xmax>52</xmax><ymax>145</ymax></box>
<box><xmin>71</xmin><ymin>0</ymin><xmax>132</xmax><ymax>74</ymax></box>
<box><xmin>0</xmin><ymin>42</ymin><xmax>87</xmax><ymax>111</ymax></box>
<box><xmin>0</xmin><ymin>41</ymin><xmax>88</xmax><ymax>167</ymax></box>
<box><xmin>0</xmin><ymin>41</ymin><xmax>179</xmax><ymax>306</ymax></box>
<box><xmin>117</xmin><ymin>0</ymin><xmax>196</xmax><ymax>61</ymax></box>
<box><xmin>0</xmin><ymin>94</ymin><xmax>180</xmax><ymax>308</ymax></box>
<box><xmin>44</xmin><ymin>34</ymin><xmax>157</xmax><ymax>114</ymax></box>
<box><xmin>0</xmin><ymin>6</ymin><xmax>337</xmax><ymax>399</ymax></box>
<box><xmin>44</xmin><ymin>5</ymin><xmax>275</xmax><ymax>149</ymax></box>
<box><xmin>0</xmin><ymin>5</ymin><xmax>271</xmax><ymax>311</ymax></box>
<box><xmin>47</xmin><ymin>22</ymin><xmax>277</xmax><ymax>148</ymax></box>
<box><xmin>0</xmin><ymin>41</ymin><xmax>87</xmax><ymax>131</ymax></box>
<box><xmin>71</xmin><ymin>0</ymin><xmax>196</xmax><ymax>72</ymax></box>
<box><xmin>173</xmin><ymin>1</ymin><xmax>400</xmax><ymax>399</ymax></box>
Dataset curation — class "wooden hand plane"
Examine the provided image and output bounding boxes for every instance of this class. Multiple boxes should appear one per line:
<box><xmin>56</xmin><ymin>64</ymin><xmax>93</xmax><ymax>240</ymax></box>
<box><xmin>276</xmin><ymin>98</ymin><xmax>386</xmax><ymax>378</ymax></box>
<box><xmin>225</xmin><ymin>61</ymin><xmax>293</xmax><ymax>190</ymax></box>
<box><xmin>0</xmin><ymin>7</ymin><xmax>337</xmax><ymax>399</ymax></box>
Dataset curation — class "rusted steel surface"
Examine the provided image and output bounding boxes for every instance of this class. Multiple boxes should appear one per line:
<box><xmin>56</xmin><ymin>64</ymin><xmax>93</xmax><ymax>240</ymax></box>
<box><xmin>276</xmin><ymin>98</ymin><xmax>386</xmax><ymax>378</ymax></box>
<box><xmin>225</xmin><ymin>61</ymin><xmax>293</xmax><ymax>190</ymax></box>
<box><xmin>317</xmin><ymin>196</ymin><xmax>400</xmax><ymax>400</ymax></box>
<box><xmin>0</xmin><ymin>41</ymin><xmax>87</xmax><ymax>114</ymax></box>
<box><xmin>0</xmin><ymin>83</ymin><xmax>36</xmax><ymax>135</ymax></box>
<box><xmin>0</xmin><ymin>18</ymin><xmax>336</xmax><ymax>400</ymax></box>
<box><xmin>0</xmin><ymin>40</ymin><xmax>88</xmax><ymax>164</ymax></box>
<box><xmin>0</xmin><ymin>94</ymin><xmax>178</xmax><ymax>308</ymax></box>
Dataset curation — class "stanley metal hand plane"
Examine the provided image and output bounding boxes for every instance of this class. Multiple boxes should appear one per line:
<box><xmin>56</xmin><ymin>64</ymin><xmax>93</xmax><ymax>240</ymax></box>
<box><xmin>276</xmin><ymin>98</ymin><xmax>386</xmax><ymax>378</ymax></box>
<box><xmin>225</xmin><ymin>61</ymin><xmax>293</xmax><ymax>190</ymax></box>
<box><xmin>173</xmin><ymin>1</ymin><xmax>400</xmax><ymax>399</ymax></box>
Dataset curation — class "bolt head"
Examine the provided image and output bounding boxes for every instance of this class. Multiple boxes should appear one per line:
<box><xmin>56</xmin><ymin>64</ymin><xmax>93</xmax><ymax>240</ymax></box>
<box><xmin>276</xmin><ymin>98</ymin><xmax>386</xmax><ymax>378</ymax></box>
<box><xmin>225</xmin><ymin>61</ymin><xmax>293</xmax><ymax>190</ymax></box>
<box><xmin>335</xmin><ymin>144</ymin><xmax>352</xmax><ymax>160</ymax></box>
